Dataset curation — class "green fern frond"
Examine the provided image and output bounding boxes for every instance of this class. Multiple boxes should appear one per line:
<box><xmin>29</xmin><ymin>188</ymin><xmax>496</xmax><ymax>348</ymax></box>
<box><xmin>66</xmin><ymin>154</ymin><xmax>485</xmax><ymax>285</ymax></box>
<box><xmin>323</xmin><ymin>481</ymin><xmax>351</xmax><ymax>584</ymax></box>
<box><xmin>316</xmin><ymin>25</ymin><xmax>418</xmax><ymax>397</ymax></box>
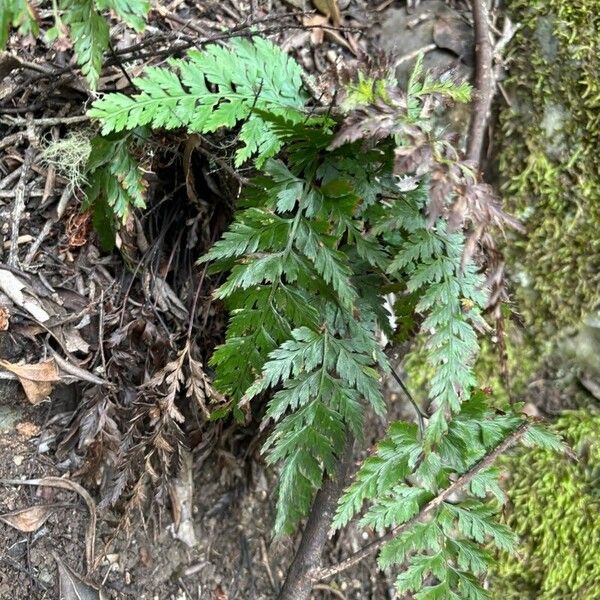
<box><xmin>96</xmin><ymin>0</ymin><xmax>149</xmax><ymax>31</ymax></box>
<box><xmin>0</xmin><ymin>0</ymin><xmax>39</xmax><ymax>47</ymax></box>
<box><xmin>89</xmin><ymin>38</ymin><xmax>308</xmax><ymax>165</ymax></box>
<box><xmin>380</xmin><ymin>184</ymin><xmax>488</xmax><ymax>443</ymax></box>
<box><xmin>61</xmin><ymin>0</ymin><xmax>109</xmax><ymax>89</ymax></box>
<box><xmin>254</xmin><ymin>320</ymin><xmax>384</xmax><ymax>535</ymax></box>
<box><xmin>82</xmin><ymin>131</ymin><xmax>146</xmax><ymax>247</ymax></box>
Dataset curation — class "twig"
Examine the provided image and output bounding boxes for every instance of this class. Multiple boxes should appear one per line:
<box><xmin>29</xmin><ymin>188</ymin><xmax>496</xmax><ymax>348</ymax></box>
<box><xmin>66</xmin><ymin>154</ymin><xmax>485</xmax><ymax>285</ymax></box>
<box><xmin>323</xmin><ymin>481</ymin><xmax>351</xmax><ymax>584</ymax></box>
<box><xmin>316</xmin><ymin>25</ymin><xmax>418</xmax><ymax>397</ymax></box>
<box><xmin>0</xmin><ymin>51</ymin><xmax>59</xmax><ymax>76</ymax></box>
<box><xmin>0</xmin><ymin>165</ymin><xmax>23</xmax><ymax>190</ymax></box>
<box><xmin>0</xmin><ymin>131</ymin><xmax>26</xmax><ymax>152</ymax></box>
<box><xmin>394</xmin><ymin>43</ymin><xmax>437</xmax><ymax>68</ymax></box>
<box><xmin>260</xmin><ymin>537</ymin><xmax>279</xmax><ymax>594</ymax></box>
<box><xmin>466</xmin><ymin>0</ymin><xmax>495</xmax><ymax>165</ymax></box>
<box><xmin>315</xmin><ymin>422</ymin><xmax>530</xmax><ymax>581</ymax></box>
<box><xmin>0</xmin><ymin>188</ymin><xmax>44</xmax><ymax>198</ymax></box>
<box><xmin>313</xmin><ymin>584</ymin><xmax>346</xmax><ymax>600</ymax></box>
<box><xmin>23</xmin><ymin>220</ymin><xmax>53</xmax><ymax>267</ymax></box>
<box><xmin>8</xmin><ymin>146</ymin><xmax>35</xmax><ymax>267</ymax></box>
<box><xmin>0</xmin><ymin>115</ymin><xmax>91</xmax><ymax>127</ymax></box>
<box><xmin>389</xmin><ymin>364</ymin><xmax>426</xmax><ymax>436</ymax></box>
<box><xmin>154</xmin><ymin>4</ymin><xmax>211</xmax><ymax>36</ymax></box>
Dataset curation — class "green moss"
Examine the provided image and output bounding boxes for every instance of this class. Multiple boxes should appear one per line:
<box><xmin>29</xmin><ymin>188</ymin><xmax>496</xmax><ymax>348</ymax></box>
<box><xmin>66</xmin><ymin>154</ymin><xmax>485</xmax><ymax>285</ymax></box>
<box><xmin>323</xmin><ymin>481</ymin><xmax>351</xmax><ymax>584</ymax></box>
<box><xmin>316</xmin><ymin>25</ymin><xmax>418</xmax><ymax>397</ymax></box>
<box><xmin>490</xmin><ymin>410</ymin><xmax>600</xmax><ymax>598</ymax></box>
<box><xmin>499</xmin><ymin>0</ymin><xmax>600</xmax><ymax>334</ymax></box>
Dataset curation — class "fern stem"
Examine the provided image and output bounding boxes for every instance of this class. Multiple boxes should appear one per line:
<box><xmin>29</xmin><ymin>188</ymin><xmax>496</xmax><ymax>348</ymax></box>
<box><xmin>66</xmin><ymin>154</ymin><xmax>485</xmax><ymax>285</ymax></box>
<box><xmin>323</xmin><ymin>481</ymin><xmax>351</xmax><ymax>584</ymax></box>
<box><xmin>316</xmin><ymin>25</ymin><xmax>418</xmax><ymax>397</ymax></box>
<box><xmin>277</xmin><ymin>439</ymin><xmax>354</xmax><ymax>600</ymax></box>
<box><xmin>389</xmin><ymin>364</ymin><xmax>426</xmax><ymax>436</ymax></box>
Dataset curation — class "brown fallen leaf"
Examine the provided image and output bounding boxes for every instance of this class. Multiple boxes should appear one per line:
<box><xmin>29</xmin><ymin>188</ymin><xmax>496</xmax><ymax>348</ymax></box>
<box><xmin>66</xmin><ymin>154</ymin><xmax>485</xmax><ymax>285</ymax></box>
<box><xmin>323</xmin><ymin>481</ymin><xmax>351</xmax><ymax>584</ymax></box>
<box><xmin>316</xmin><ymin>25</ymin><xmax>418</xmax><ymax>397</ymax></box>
<box><xmin>169</xmin><ymin>450</ymin><xmax>197</xmax><ymax>547</ymax></box>
<box><xmin>214</xmin><ymin>585</ymin><xmax>228</xmax><ymax>600</ymax></box>
<box><xmin>0</xmin><ymin>477</ymin><xmax>96</xmax><ymax>573</ymax></box>
<box><xmin>0</xmin><ymin>503</ymin><xmax>67</xmax><ymax>532</ymax></box>
<box><xmin>0</xmin><ymin>358</ymin><xmax>60</xmax><ymax>404</ymax></box>
<box><xmin>54</xmin><ymin>554</ymin><xmax>106</xmax><ymax>600</ymax></box>
<box><xmin>303</xmin><ymin>14</ymin><xmax>329</xmax><ymax>45</ymax></box>
<box><xmin>0</xmin><ymin>268</ymin><xmax>51</xmax><ymax>322</ymax></box>
<box><xmin>312</xmin><ymin>0</ymin><xmax>341</xmax><ymax>27</ymax></box>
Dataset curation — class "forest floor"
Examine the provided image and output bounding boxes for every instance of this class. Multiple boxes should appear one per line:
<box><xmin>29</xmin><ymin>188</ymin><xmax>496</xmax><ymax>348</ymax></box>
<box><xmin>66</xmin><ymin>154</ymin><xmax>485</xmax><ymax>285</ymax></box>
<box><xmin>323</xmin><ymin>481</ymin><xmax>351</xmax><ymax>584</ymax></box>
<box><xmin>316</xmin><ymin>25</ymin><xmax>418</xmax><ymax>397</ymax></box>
<box><xmin>0</xmin><ymin>1</ymin><xmax>517</xmax><ymax>598</ymax></box>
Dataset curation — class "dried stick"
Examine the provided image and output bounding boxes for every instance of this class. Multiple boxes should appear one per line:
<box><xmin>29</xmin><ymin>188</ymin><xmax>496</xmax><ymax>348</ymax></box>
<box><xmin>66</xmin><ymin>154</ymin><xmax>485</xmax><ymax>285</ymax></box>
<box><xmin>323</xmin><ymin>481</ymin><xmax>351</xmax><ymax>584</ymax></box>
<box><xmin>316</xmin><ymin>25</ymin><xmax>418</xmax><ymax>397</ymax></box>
<box><xmin>8</xmin><ymin>146</ymin><xmax>35</xmax><ymax>267</ymax></box>
<box><xmin>0</xmin><ymin>115</ymin><xmax>91</xmax><ymax>127</ymax></box>
<box><xmin>466</xmin><ymin>0</ymin><xmax>495</xmax><ymax>165</ymax></box>
<box><xmin>314</xmin><ymin>422</ymin><xmax>530</xmax><ymax>581</ymax></box>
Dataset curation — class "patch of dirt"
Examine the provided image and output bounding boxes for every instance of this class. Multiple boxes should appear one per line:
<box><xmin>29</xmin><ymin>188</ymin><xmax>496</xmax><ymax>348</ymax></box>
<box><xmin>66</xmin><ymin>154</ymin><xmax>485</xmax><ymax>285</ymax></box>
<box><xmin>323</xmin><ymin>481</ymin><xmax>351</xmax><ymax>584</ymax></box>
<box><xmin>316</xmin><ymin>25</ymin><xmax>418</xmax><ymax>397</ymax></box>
<box><xmin>0</xmin><ymin>398</ymin><xmax>395</xmax><ymax>599</ymax></box>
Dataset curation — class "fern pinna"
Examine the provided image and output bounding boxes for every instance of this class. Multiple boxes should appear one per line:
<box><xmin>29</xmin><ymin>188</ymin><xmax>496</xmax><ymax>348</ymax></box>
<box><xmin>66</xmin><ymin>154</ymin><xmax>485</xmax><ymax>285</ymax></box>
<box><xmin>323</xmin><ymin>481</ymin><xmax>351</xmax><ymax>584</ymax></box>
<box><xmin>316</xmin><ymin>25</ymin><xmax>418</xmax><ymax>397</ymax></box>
<box><xmin>89</xmin><ymin>38</ymin><xmax>562</xmax><ymax>597</ymax></box>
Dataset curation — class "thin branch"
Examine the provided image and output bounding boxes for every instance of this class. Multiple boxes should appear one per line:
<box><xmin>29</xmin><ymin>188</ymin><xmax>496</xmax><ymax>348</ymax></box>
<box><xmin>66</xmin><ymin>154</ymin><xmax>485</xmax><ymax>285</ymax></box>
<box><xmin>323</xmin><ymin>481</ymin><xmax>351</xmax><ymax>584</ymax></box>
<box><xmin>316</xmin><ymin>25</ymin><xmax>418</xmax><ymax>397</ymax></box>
<box><xmin>466</xmin><ymin>0</ymin><xmax>495</xmax><ymax>165</ymax></box>
<box><xmin>0</xmin><ymin>115</ymin><xmax>91</xmax><ymax>127</ymax></box>
<box><xmin>314</xmin><ymin>422</ymin><xmax>530</xmax><ymax>581</ymax></box>
<box><xmin>8</xmin><ymin>145</ymin><xmax>35</xmax><ymax>267</ymax></box>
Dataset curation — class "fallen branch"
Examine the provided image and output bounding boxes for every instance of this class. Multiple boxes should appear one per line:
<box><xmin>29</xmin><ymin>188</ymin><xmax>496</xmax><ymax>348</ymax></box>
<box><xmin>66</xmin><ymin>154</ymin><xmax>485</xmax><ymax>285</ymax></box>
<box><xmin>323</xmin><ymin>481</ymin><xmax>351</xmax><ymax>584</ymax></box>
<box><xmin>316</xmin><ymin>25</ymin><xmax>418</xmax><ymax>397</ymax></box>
<box><xmin>466</xmin><ymin>0</ymin><xmax>495</xmax><ymax>165</ymax></box>
<box><xmin>0</xmin><ymin>115</ymin><xmax>91</xmax><ymax>127</ymax></box>
<box><xmin>314</xmin><ymin>422</ymin><xmax>530</xmax><ymax>581</ymax></box>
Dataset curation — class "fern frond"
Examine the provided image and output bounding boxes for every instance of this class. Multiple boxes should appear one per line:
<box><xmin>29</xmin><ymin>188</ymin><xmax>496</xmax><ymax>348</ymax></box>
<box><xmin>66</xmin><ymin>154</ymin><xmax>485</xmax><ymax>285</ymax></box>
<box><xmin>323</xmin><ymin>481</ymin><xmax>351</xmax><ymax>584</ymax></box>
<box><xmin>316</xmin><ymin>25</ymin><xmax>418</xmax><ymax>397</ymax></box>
<box><xmin>60</xmin><ymin>0</ymin><xmax>110</xmax><ymax>89</ymax></box>
<box><xmin>379</xmin><ymin>182</ymin><xmax>488</xmax><ymax>443</ymax></box>
<box><xmin>82</xmin><ymin>132</ymin><xmax>146</xmax><ymax>247</ymax></box>
<box><xmin>89</xmin><ymin>38</ymin><xmax>308</xmax><ymax>165</ymax></box>
<box><xmin>0</xmin><ymin>0</ymin><xmax>39</xmax><ymax>47</ymax></box>
<box><xmin>254</xmin><ymin>319</ymin><xmax>385</xmax><ymax>535</ymax></box>
<box><xmin>96</xmin><ymin>0</ymin><xmax>150</xmax><ymax>31</ymax></box>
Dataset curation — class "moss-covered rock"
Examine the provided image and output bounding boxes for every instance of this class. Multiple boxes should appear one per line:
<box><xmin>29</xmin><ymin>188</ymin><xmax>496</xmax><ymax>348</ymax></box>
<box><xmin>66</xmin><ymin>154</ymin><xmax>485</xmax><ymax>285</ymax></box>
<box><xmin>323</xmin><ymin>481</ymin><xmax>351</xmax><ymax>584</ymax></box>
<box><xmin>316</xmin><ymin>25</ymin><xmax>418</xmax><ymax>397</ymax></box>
<box><xmin>498</xmin><ymin>0</ymin><xmax>600</xmax><ymax>335</ymax></box>
<box><xmin>490</xmin><ymin>409</ymin><xmax>600</xmax><ymax>598</ymax></box>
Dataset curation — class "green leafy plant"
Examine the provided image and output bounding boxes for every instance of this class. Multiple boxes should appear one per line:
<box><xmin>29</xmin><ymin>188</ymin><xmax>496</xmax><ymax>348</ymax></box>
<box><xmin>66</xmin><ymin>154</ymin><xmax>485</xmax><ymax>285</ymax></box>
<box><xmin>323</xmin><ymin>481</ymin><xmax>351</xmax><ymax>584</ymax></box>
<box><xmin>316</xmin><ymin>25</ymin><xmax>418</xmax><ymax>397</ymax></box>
<box><xmin>88</xmin><ymin>38</ymin><xmax>563</xmax><ymax>597</ymax></box>
<box><xmin>0</xmin><ymin>0</ymin><xmax>40</xmax><ymax>47</ymax></box>
<box><xmin>90</xmin><ymin>37</ymin><xmax>309</xmax><ymax>166</ymax></box>
<box><xmin>0</xmin><ymin>0</ymin><xmax>150</xmax><ymax>88</ymax></box>
<box><xmin>82</xmin><ymin>130</ymin><xmax>147</xmax><ymax>248</ymax></box>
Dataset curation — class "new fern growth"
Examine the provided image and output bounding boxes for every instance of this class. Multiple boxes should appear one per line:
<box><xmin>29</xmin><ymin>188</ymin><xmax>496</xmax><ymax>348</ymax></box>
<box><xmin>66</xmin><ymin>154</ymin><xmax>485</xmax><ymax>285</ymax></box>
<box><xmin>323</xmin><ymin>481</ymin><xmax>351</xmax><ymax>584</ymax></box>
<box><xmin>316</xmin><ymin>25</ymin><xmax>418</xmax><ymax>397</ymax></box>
<box><xmin>89</xmin><ymin>37</ymin><xmax>563</xmax><ymax>597</ymax></box>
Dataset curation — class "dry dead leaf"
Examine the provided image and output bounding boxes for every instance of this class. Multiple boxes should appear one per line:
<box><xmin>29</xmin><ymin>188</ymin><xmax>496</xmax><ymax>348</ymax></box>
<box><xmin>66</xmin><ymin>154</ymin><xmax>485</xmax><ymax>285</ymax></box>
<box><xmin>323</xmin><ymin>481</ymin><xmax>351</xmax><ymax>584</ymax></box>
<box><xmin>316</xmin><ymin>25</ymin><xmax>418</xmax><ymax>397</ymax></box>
<box><xmin>0</xmin><ymin>477</ymin><xmax>97</xmax><ymax>573</ymax></box>
<box><xmin>0</xmin><ymin>306</ymin><xmax>8</xmax><ymax>330</ymax></box>
<box><xmin>0</xmin><ymin>268</ymin><xmax>51</xmax><ymax>322</ymax></box>
<box><xmin>169</xmin><ymin>450</ymin><xmax>197</xmax><ymax>547</ymax></box>
<box><xmin>0</xmin><ymin>358</ymin><xmax>60</xmax><ymax>404</ymax></box>
<box><xmin>15</xmin><ymin>421</ymin><xmax>41</xmax><ymax>438</ymax></box>
<box><xmin>0</xmin><ymin>503</ymin><xmax>65</xmax><ymax>532</ymax></box>
<box><xmin>54</xmin><ymin>554</ymin><xmax>106</xmax><ymax>600</ymax></box>
<box><xmin>214</xmin><ymin>585</ymin><xmax>228</xmax><ymax>600</ymax></box>
<box><xmin>312</xmin><ymin>0</ymin><xmax>341</xmax><ymax>26</ymax></box>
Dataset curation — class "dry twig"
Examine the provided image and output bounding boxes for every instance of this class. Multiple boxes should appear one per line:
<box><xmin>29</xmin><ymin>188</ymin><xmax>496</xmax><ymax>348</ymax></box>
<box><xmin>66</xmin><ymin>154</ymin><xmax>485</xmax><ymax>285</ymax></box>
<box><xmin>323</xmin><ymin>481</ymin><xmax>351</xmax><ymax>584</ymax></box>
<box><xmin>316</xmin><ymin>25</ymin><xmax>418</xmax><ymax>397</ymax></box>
<box><xmin>8</xmin><ymin>145</ymin><xmax>35</xmax><ymax>267</ymax></box>
<box><xmin>466</xmin><ymin>0</ymin><xmax>495</xmax><ymax>165</ymax></box>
